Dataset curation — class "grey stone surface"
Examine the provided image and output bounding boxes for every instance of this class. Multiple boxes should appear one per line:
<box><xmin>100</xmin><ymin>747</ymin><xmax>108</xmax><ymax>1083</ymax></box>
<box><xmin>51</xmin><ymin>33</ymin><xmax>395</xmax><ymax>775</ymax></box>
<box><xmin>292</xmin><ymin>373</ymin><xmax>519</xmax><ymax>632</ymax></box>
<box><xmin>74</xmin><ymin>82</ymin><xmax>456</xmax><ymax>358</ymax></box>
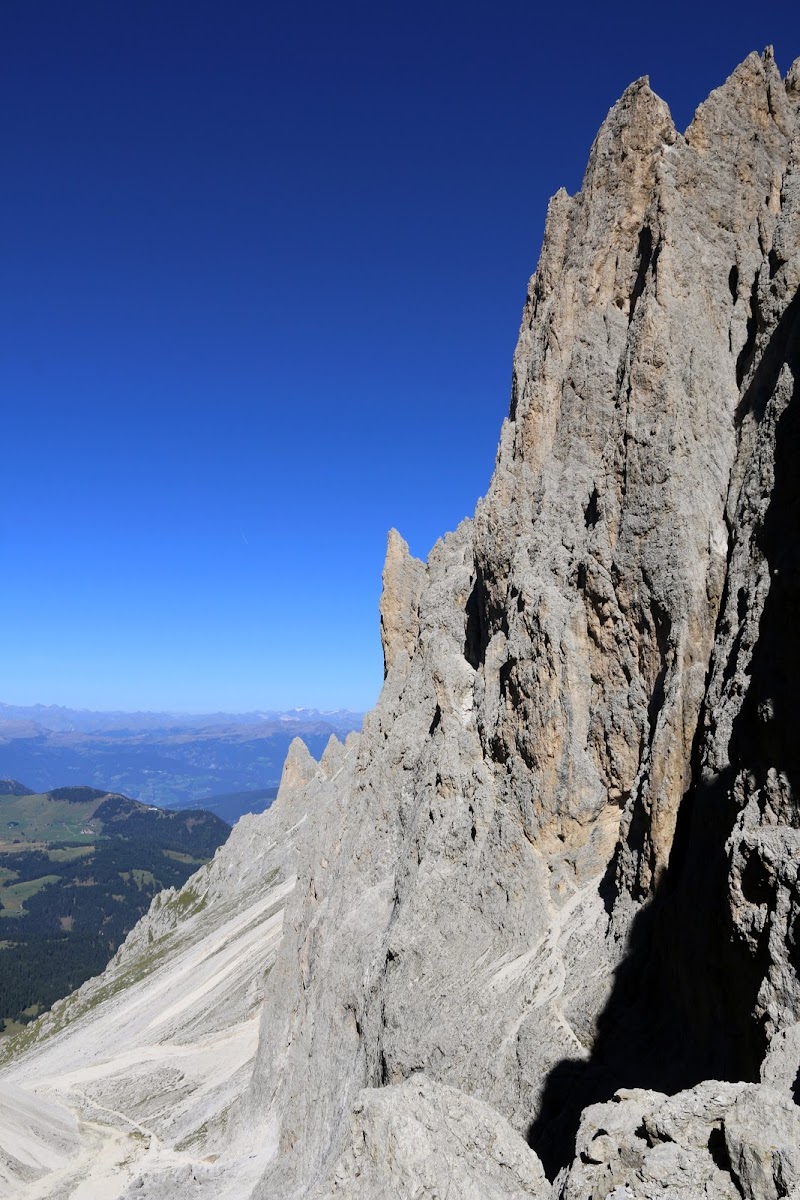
<box><xmin>558</xmin><ymin>1082</ymin><xmax>800</xmax><ymax>1200</ymax></box>
<box><xmin>379</xmin><ymin>528</ymin><xmax>425</xmax><ymax>678</ymax></box>
<box><xmin>762</xmin><ymin>1023</ymin><xmax>800</xmax><ymax>1097</ymax></box>
<box><xmin>725</xmin><ymin>1086</ymin><xmax>800</xmax><ymax>1200</ymax></box>
<box><xmin>251</xmin><ymin>48</ymin><xmax>800</xmax><ymax>1198</ymax></box>
<box><xmin>310</xmin><ymin>1075</ymin><xmax>550</xmax><ymax>1200</ymax></box>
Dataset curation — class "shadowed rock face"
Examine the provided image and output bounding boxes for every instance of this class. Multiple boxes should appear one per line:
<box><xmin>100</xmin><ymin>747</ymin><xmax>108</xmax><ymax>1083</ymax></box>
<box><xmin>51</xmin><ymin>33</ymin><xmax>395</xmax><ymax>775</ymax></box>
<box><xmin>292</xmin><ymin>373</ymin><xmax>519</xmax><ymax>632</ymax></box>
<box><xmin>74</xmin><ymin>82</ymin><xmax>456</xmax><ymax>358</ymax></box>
<box><xmin>3</xmin><ymin>50</ymin><xmax>800</xmax><ymax>1200</ymax></box>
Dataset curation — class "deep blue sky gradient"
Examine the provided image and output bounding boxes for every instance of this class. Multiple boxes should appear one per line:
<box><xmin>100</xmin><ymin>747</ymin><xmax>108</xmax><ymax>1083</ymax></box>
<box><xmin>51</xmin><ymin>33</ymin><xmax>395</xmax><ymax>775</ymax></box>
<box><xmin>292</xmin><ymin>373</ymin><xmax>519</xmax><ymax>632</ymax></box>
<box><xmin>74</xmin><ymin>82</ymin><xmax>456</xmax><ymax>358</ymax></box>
<box><xmin>2</xmin><ymin>1</ymin><xmax>798</xmax><ymax>711</ymax></box>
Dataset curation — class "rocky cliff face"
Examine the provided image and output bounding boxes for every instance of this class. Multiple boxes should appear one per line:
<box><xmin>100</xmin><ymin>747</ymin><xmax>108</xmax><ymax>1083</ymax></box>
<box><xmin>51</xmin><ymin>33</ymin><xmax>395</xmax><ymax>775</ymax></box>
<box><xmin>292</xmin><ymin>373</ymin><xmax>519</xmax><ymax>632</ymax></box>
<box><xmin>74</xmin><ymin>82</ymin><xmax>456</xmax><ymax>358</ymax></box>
<box><xmin>2</xmin><ymin>49</ymin><xmax>799</xmax><ymax>1200</ymax></box>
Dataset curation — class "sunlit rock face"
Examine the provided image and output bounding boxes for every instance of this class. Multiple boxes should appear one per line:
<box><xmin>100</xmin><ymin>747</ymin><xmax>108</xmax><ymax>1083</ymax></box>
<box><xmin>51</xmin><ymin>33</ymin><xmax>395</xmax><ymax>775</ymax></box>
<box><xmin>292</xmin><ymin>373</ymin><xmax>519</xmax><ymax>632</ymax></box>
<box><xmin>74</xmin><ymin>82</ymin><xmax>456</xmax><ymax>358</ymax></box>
<box><xmin>2</xmin><ymin>49</ymin><xmax>799</xmax><ymax>1200</ymax></box>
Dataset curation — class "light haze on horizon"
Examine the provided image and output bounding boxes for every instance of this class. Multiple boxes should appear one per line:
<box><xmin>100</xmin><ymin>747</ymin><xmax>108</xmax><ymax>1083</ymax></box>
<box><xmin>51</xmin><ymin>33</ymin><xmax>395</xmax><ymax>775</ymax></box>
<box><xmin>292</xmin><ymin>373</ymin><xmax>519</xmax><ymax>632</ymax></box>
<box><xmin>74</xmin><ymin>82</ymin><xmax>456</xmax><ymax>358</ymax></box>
<box><xmin>2</xmin><ymin>1</ymin><xmax>798</xmax><ymax>713</ymax></box>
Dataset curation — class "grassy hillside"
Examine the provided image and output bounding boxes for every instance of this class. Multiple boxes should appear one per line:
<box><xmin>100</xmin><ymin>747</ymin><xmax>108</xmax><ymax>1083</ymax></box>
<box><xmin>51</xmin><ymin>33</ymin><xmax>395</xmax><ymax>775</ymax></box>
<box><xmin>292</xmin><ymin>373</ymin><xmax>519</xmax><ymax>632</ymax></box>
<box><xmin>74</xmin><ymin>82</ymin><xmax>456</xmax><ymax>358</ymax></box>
<box><xmin>0</xmin><ymin>782</ymin><xmax>230</xmax><ymax>1035</ymax></box>
<box><xmin>0</xmin><ymin>787</ymin><xmax>106</xmax><ymax>845</ymax></box>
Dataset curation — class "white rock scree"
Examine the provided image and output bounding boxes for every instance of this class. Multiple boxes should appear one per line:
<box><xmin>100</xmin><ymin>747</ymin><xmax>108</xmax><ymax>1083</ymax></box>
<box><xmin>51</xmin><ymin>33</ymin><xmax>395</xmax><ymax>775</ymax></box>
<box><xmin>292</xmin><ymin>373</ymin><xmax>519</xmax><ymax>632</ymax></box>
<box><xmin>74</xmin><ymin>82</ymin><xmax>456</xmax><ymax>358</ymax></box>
<box><xmin>1</xmin><ymin>49</ymin><xmax>800</xmax><ymax>1199</ymax></box>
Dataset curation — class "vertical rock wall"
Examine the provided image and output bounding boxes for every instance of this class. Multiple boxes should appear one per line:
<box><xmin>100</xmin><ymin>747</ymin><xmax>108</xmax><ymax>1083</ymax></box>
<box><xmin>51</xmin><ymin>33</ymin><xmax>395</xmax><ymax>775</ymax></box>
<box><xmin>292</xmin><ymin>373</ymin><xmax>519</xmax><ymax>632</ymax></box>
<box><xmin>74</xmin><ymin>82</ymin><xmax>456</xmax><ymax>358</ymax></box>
<box><xmin>247</xmin><ymin>51</ymin><xmax>800</xmax><ymax>1198</ymax></box>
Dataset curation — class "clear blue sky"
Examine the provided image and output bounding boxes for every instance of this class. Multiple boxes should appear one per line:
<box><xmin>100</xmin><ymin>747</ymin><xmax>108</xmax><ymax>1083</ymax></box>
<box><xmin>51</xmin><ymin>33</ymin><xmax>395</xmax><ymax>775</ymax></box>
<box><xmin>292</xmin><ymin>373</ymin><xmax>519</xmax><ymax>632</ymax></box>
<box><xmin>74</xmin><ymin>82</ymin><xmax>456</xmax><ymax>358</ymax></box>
<box><xmin>1</xmin><ymin>1</ymin><xmax>798</xmax><ymax>713</ymax></box>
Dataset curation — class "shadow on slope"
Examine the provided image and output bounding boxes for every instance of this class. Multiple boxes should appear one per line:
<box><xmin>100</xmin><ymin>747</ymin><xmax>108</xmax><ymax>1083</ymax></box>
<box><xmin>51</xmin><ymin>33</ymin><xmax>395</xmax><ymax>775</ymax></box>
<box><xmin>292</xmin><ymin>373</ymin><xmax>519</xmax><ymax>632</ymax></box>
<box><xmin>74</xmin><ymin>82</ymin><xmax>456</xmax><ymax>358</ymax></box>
<box><xmin>527</xmin><ymin>767</ymin><xmax>763</xmax><ymax>1179</ymax></box>
<box><xmin>528</xmin><ymin>282</ymin><xmax>800</xmax><ymax>1179</ymax></box>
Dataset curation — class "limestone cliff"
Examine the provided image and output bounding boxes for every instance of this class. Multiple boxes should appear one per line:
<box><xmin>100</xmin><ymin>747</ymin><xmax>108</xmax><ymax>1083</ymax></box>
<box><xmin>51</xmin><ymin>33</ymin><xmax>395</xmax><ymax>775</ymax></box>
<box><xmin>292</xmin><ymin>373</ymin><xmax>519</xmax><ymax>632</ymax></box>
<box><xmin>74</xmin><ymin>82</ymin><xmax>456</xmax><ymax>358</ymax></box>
<box><xmin>2</xmin><ymin>49</ymin><xmax>799</xmax><ymax>1200</ymax></box>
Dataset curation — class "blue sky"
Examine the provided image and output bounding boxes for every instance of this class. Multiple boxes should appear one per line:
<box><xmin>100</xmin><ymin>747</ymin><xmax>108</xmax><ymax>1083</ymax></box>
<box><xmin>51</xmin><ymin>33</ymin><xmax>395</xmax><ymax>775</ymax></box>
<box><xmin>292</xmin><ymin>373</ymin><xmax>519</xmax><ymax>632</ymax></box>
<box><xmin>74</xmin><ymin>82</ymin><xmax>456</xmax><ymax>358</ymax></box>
<box><xmin>2</xmin><ymin>1</ymin><xmax>798</xmax><ymax>713</ymax></box>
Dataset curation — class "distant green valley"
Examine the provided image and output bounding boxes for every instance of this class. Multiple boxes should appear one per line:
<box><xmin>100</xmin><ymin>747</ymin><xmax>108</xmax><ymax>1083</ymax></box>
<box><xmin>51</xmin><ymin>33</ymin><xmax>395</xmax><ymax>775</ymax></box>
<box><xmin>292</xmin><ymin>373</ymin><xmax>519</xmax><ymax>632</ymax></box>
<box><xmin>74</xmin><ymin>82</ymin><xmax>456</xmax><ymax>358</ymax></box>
<box><xmin>0</xmin><ymin>783</ymin><xmax>230</xmax><ymax>1035</ymax></box>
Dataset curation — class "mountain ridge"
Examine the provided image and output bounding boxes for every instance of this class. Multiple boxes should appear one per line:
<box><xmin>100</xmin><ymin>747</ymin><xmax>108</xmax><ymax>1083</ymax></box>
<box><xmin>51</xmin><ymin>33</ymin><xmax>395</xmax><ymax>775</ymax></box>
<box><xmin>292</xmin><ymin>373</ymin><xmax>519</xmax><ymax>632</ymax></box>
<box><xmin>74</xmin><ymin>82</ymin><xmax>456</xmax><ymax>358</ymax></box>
<box><xmin>0</xmin><ymin>702</ymin><xmax>364</xmax><ymax>735</ymax></box>
<box><xmin>2</xmin><ymin>49</ymin><xmax>800</xmax><ymax>1200</ymax></box>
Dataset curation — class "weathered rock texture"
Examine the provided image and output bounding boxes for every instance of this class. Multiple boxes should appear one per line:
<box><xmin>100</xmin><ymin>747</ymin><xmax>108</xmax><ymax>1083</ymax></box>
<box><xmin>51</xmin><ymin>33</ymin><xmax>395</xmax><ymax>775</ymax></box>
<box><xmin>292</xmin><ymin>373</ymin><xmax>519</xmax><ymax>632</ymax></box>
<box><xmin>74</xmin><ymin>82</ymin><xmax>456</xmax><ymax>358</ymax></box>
<box><xmin>560</xmin><ymin>1082</ymin><xmax>800</xmax><ymax>1200</ymax></box>
<box><xmin>309</xmin><ymin>1075</ymin><xmax>550</xmax><ymax>1200</ymax></box>
<box><xmin>2</xmin><ymin>49</ymin><xmax>800</xmax><ymax>1200</ymax></box>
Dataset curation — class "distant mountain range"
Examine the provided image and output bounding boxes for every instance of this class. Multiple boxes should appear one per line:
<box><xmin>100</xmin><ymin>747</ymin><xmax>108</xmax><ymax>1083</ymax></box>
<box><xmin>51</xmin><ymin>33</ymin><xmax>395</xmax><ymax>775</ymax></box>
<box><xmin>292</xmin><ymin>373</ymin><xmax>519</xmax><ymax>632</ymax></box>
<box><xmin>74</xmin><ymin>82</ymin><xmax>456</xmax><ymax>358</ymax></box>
<box><xmin>0</xmin><ymin>702</ymin><xmax>363</xmax><ymax>735</ymax></box>
<box><xmin>0</xmin><ymin>704</ymin><xmax>363</xmax><ymax>811</ymax></box>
